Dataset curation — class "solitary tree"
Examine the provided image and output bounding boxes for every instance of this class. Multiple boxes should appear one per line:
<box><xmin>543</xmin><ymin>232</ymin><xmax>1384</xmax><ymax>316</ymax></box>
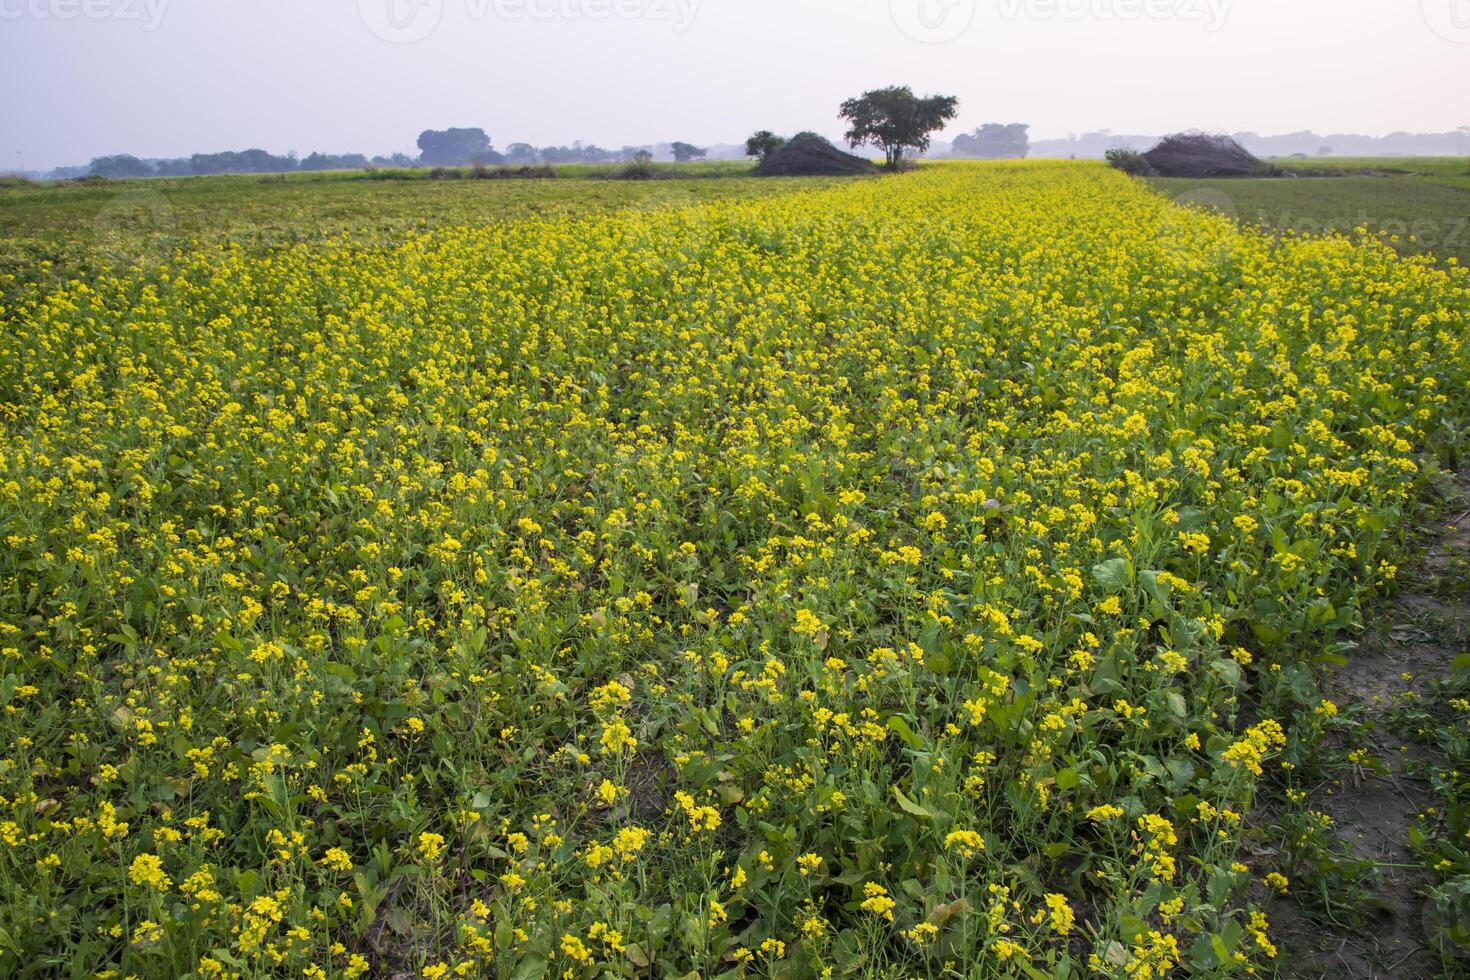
<box><xmin>839</xmin><ymin>86</ymin><xmax>959</xmax><ymax>168</ymax></box>
<box><xmin>744</xmin><ymin>131</ymin><xmax>785</xmax><ymax>162</ymax></box>
<box><xmin>416</xmin><ymin>128</ymin><xmax>494</xmax><ymax>166</ymax></box>
<box><xmin>670</xmin><ymin>142</ymin><xmax>707</xmax><ymax>163</ymax></box>
<box><xmin>504</xmin><ymin>143</ymin><xmax>538</xmax><ymax>164</ymax></box>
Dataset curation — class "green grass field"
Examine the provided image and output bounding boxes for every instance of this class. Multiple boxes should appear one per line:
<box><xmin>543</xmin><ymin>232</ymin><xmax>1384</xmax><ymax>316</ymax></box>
<box><xmin>1151</xmin><ymin>156</ymin><xmax>1470</xmax><ymax>266</ymax></box>
<box><xmin>1267</xmin><ymin>155</ymin><xmax>1470</xmax><ymax>190</ymax></box>
<box><xmin>0</xmin><ymin>162</ymin><xmax>837</xmax><ymax>289</ymax></box>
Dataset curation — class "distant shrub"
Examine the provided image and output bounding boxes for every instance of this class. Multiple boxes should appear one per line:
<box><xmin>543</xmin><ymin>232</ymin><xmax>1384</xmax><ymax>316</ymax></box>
<box><xmin>361</xmin><ymin>168</ymin><xmax>425</xmax><ymax>181</ymax></box>
<box><xmin>0</xmin><ymin>175</ymin><xmax>34</xmax><ymax>189</ymax></box>
<box><xmin>1105</xmin><ymin>148</ymin><xmax>1154</xmax><ymax>177</ymax></box>
<box><xmin>470</xmin><ymin>164</ymin><xmax>556</xmax><ymax>181</ymax></box>
<box><xmin>619</xmin><ymin>151</ymin><xmax>658</xmax><ymax>180</ymax></box>
<box><xmin>428</xmin><ymin>167</ymin><xmax>462</xmax><ymax>180</ymax></box>
<box><xmin>1143</xmin><ymin>133</ymin><xmax>1274</xmax><ymax>178</ymax></box>
<box><xmin>745</xmin><ymin>130</ymin><xmax>785</xmax><ymax>162</ymax></box>
<box><xmin>755</xmin><ymin>134</ymin><xmax>876</xmax><ymax>177</ymax></box>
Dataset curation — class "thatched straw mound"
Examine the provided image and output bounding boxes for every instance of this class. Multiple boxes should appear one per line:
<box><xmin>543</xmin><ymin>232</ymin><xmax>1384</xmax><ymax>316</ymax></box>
<box><xmin>1143</xmin><ymin>133</ymin><xmax>1276</xmax><ymax>178</ymax></box>
<box><xmin>756</xmin><ymin>134</ymin><xmax>877</xmax><ymax>177</ymax></box>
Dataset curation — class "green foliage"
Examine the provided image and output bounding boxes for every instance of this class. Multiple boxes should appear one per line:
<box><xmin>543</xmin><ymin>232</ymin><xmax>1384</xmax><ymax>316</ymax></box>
<box><xmin>839</xmin><ymin>86</ymin><xmax>959</xmax><ymax>168</ymax></box>
<box><xmin>745</xmin><ymin>131</ymin><xmax>785</xmax><ymax>162</ymax></box>
<box><xmin>952</xmin><ymin>124</ymin><xmax>1030</xmax><ymax>160</ymax></box>
<box><xmin>89</xmin><ymin>154</ymin><xmax>155</xmax><ymax>179</ymax></box>
<box><xmin>619</xmin><ymin>150</ymin><xmax>658</xmax><ymax>180</ymax></box>
<box><xmin>0</xmin><ymin>162</ymin><xmax>1466</xmax><ymax>978</ymax></box>
<box><xmin>416</xmin><ymin>127</ymin><xmax>497</xmax><ymax>167</ymax></box>
<box><xmin>1105</xmin><ymin>149</ymin><xmax>1153</xmax><ymax>177</ymax></box>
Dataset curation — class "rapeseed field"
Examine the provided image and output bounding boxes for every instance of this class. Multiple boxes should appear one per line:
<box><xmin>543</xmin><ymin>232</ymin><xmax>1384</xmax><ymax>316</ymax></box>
<box><xmin>0</xmin><ymin>162</ymin><xmax>1466</xmax><ymax>978</ymax></box>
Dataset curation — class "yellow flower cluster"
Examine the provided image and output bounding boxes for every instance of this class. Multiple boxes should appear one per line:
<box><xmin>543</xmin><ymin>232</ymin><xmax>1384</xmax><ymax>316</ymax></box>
<box><xmin>1222</xmin><ymin>719</ymin><xmax>1288</xmax><ymax>776</ymax></box>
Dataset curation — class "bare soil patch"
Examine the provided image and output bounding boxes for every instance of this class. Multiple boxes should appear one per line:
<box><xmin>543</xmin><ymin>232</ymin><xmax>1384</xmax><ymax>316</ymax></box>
<box><xmin>1275</xmin><ymin>473</ymin><xmax>1470</xmax><ymax>978</ymax></box>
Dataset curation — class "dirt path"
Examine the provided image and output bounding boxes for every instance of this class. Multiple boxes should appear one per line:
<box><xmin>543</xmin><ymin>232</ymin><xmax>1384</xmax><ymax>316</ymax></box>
<box><xmin>1275</xmin><ymin>473</ymin><xmax>1470</xmax><ymax>979</ymax></box>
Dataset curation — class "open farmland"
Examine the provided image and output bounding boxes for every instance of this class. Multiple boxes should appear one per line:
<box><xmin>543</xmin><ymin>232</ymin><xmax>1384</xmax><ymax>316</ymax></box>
<box><xmin>1151</xmin><ymin>157</ymin><xmax>1470</xmax><ymax>267</ymax></box>
<box><xmin>0</xmin><ymin>166</ymin><xmax>839</xmax><ymax>291</ymax></box>
<box><xmin>1</xmin><ymin>161</ymin><xmax>1468</xmax><ymax>977</ymax></box>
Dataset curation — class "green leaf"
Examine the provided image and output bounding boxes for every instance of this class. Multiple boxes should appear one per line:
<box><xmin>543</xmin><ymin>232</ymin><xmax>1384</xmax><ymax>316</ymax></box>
<box><xmin>892</xmin><ymin>786</ymin><xmax>933</xmax><ymax>819</ymax></box>
<box><xmin>1020</xmin><ymin>962</ymin><xmax>1055</xmax><ymax>980</ymax></box>
<box><xmin>1092</xmin><ymin>558</ymin><xmax>1132</xmax><ymax>593</ymax></box>
<box><xmin>647</xmin><ymin>903</ymin><xmax>673</xmax><ymax>942</ymax></box>
<box><xmin>1139</xmin><ymin>570</ymin><xmax>1170</xmax><ymax>606</ymax></box>
<box><xmin>236</xmin><ymin>869</ymin><xmax>261</xmax><ymax>899</ymax></box>
<box><xmin>887</xmin><ymin>715</ymin><xmax>924</xmax><ymax>750</ymax></box>
<box><xmin>510</xmin><ymin>955</ymin><xmax>549</xmax><ymax>980</ymax></box>
<box><xmin>834</xmin><ymin>928</ymin><xmax>867</xmax><ymax>973</ymax></box>
<box><xmin>1210</xmin><ymin>658</ymin><xmax>1243</xmax><ymax>688</ymax></box>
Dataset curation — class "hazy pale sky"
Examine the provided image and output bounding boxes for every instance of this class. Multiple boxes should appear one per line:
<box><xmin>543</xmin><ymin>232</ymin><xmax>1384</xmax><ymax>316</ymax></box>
<box><xmin>2</xmin><ymin>0</ymin><xmax>1467</xmax><ymax>169</ymax></box>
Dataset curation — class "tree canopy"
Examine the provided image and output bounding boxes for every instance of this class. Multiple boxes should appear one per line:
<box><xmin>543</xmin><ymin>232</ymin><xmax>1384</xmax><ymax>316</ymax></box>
<box><xmin>951</xmin><ymin>123</ymin><xmax>1030</xmax><ymax>160</ymax></box>
<box><xmin>839</xmin><ymin>86</ymin><xmax>959</xmax><ymax>168</ymax></box>
<box><xmin>88</xmin><ymin>155</ymin><xmax>154</xmax><ymax>179</ymax></box>
<box><xmin>416</xmin><ymin>128</ymin><xmax>494</xmax><ymax>167</ymax></box>
<box><xmin>744</xmin><ymin>131</ymin><xmax>785</xmax><ymax>162</ymax></box>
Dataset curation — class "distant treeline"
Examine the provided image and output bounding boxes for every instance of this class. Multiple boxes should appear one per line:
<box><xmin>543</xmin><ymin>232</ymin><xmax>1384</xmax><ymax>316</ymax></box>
<box><xmin>61</xmin><ymin>128</ymin><xmax>726</xmax><ymax>180</ymax></box>
<box><xmin>1024</xmin><ymin>129</ymin><xmax>1470</xmax><ymax>160</ymax></box>
<box><xmin>949</xmin><ymin>123</ymin><xmax>1030</xmax><ymax>159</ymax></box>
<box><xmin>56</xmin><ymin>124</ymin><xmax>1470</xmax><ymax>180</ymax></box>
<box><xmin>78</xmin><ymin>149</ymin><xmax>413</xmax><ymax>180</ymax></box>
